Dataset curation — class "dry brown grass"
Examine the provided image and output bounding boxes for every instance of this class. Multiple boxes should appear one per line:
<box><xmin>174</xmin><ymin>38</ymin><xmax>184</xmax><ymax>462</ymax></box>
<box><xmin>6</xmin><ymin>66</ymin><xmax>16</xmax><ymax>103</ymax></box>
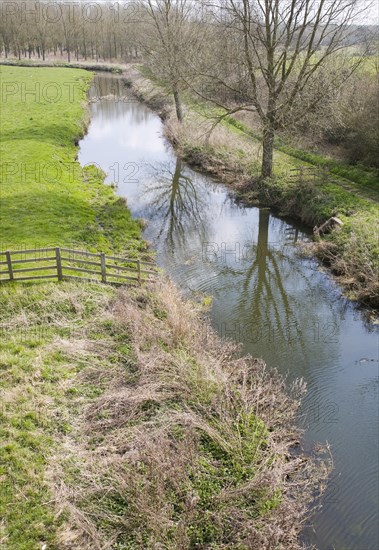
<box><xmin>47</xmin><ymin>278</ymin><xmax>330</xmax><ymax>549</ymax></box>
<box><xmin>310</xmin><ymin>229</ymin><xmax>379</xmax><ymax>310</ymax></box>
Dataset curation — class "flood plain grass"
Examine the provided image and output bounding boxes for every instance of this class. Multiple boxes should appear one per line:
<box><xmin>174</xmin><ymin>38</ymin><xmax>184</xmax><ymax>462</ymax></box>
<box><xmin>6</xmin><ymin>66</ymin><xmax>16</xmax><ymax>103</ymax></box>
<box><xmin>0</xmin><ymin>65</ymin><xmax>141</xmax><ymax>253</ymax></box>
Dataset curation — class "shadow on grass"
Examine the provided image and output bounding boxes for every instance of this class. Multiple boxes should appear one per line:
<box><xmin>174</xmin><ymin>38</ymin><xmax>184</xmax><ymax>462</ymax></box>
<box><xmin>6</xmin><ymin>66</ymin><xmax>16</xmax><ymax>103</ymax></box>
<box><xmin>0</xmin><ymin>123</ymin><xmax>83</xmax><ymax>148</ymax></box>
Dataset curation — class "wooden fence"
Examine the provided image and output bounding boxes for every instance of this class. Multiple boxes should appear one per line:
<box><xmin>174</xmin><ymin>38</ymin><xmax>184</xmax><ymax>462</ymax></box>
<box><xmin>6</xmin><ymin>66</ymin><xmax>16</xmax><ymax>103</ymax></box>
<box><xmin>0</xmin><ymin>247</ymin><xmax>158</xmax><ymax>286</ymax></box>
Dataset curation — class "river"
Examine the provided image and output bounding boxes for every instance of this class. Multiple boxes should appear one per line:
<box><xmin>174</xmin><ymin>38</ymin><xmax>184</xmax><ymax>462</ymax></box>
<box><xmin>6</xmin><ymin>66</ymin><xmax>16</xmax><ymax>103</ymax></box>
<box><xmin>78</xmin><ymin>74</ymin><xmax>379</xmax><ymax>550</ymax></box>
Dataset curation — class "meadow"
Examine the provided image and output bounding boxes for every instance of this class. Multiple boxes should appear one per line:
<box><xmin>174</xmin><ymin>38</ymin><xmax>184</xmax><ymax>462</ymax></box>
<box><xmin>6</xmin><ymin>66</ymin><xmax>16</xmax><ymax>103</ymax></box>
<box><xmin>0</xmin><ymin>66</ymin><xmax>141</xmax><ymax>253</ymax></box>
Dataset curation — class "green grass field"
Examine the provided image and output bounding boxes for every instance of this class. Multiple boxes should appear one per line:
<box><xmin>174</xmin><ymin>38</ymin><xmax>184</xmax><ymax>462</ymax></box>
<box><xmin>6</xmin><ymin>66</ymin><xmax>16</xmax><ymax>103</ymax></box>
<box><xmin>0</xmin><ymin>66</ymin><xmax>141</xmax><ymax>253</ymax></box>
<box><xmin>0</xmin><ymin>65</ymin><xmax>143</xmax><ymax>547</ymax></box>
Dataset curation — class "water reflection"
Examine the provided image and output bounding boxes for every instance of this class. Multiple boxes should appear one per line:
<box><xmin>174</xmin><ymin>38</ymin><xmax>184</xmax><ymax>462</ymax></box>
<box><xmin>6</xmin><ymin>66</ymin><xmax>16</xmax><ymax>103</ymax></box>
<box><xmin>140</xmin><ymin>163</ymin><xmax>344</xmax><ymax>378</ymax></box>
<box><xmin>143</xmin><ymin>159</ymin><xmax>207</xmax><ymax>249</ymax></box>
<box><xmin>89</xmin><ymin>96</ymin><xmax>152</xmax><ymax>126</ymax></box>
<box><xmin>239</xmin><ymin>209</ymin><xmax>308</xmax><ymax>353</ymax></box>
<box><xmin>88</xmin><ymin>74</ymin><xmax>125</xmax><ymax>99</ymax></box>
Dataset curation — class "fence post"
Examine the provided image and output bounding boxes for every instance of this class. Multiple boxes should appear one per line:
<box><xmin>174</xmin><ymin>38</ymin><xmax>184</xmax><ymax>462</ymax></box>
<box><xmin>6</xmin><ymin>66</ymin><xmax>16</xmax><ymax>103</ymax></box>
<box><xmin>5</xmin><ymin>251</ymin><xmax>14</xmax><ymax>281</ymax></box>
<box><xmin>137</xmin><ymin>259</ymin><xmax>141</xmax><ymax>286</ymax></box>
<box><xmin>56</xmin><ymin>247</ymin><xmax>63</xmax><ymax>281</ymax></box>
<box><xmin>100</xmin><ymin>253</ymin><xmax>107</xmax><ymax>283</ymax></box>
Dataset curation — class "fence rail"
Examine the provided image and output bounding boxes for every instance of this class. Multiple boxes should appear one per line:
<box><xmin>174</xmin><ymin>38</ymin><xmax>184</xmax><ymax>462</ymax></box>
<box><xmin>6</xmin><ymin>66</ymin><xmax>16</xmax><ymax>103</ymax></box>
<box><xmin>0</xmin><ymin>247</ymin><xmax>158</xmax><ymax>286</ymax></box>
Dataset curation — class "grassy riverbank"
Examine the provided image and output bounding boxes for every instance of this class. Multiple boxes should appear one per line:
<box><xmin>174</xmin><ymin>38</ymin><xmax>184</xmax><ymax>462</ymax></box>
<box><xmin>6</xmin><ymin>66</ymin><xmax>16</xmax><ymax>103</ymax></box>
<box><xmin>1</xmin><ymin>279</ymin><xmax>328</xmax><ymax>549</ymax></box>
<box><xmin>124</xmin><ymin>65</ymin><xmax>379</xmax><ymax>311</ymax></box>
<box><xmin>0</xmin><ymin>66</ymin><xmax>327</xmax><ymax>548</ymax></box>
<box><xmin>0</xmin><ymin>65</ymin><xmax>141</xmax><ymax>253</ymax></box>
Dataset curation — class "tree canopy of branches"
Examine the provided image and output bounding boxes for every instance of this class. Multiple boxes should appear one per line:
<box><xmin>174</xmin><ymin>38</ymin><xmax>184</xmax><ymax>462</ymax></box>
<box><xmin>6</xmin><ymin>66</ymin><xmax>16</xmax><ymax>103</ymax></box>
<box><xmin>137</xmin><ymin>0</ymin><xmax>207</xmax><ymax>121</ymax></box>
<box><xmin>0</xmin><ymin>1</ymin><xmax>143</xmax><ymax>62</ymax></box>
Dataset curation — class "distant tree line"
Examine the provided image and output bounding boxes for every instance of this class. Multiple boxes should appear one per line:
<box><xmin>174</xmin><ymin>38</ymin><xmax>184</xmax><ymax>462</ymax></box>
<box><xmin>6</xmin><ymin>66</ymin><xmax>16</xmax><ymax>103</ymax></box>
<box><xmin>0</xmin><ymin>1</ymin><xmax>144</xmax><ymax>62</ymax></box>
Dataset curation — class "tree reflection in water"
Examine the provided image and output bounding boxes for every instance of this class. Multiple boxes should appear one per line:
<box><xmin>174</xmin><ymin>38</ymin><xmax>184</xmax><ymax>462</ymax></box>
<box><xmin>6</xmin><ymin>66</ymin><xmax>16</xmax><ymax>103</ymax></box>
<box><xmin>143</xmin><ymin>158</ymin><xmax>209</xmax><ymax>250</ymax></box>
<box><xmin>142</xmin><ymin>159</ymin><xmax>341</xmax><ymax>367</ymax></box>
<box><xmin>208</xmin><ymin>208</ymin><xmax>342</xmax><ymax>370</ymax></box>
<box><xmin>238</xmin><ymin>208</ymin><xmax>309</xmax><ymax>355</ymax></box>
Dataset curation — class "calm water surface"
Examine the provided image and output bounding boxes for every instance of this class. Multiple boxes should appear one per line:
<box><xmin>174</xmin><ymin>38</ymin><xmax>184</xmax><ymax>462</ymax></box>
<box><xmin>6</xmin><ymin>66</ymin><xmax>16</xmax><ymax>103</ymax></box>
<box><xmin>79</xmin><ymin>75</ymin><xmax>379</xmax><ymax>550</ymax></box>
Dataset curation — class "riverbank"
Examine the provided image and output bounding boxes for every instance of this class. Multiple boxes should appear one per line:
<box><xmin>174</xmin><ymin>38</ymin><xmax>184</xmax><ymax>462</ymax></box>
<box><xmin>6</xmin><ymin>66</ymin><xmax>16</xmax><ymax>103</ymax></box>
<box><xmin>1</xmin><ymin>277</ymin><xmax>329</xmax><ymax>549</ymax></box>
<box><xmin>123</xmin><ymin>64</ymin><xmax>379</xmax><ymax>312</ymax></box>
<box><xmin>0</xmin><ymin>65</ymin><xmax>142</xmax><ymax>253</ymax></box>
<box><xmin>0</xmin><ymin>66</ymin><xmax>328</xmax><ymax>548</ymax></box>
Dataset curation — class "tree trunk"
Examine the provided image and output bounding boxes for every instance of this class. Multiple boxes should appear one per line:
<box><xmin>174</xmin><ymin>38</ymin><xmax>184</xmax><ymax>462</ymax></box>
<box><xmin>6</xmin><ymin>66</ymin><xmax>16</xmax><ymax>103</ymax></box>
<box><xmin>261</xmin><ymin>122</ymin><xmax>275</xmax><ymax>179</ymax></box>
<box><xmin>173</xmin><ymin>88</ymin><xmax>183</xmax><ymax>123</ymax></box>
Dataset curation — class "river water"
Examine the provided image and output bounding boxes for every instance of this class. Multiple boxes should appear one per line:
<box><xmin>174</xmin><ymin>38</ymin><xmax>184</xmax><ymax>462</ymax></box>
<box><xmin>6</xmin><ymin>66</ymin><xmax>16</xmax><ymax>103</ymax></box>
<box><xmin>78</xmin><ymin>74</ymin><xmax>379</xmax><ymax>550</ymax></box>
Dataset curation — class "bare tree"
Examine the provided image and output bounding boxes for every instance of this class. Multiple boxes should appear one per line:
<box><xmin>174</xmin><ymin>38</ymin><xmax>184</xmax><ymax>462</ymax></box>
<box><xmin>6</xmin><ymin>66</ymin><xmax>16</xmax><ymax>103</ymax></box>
<box><xmin>138</xmin><ymin>0</ymin><xmax>206</xmax><ymax>121</ymax></box>
<box><xmin>197</xmin><ymin>0</ymin><xmax>369</xmax><ymax>178</ymax></box>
